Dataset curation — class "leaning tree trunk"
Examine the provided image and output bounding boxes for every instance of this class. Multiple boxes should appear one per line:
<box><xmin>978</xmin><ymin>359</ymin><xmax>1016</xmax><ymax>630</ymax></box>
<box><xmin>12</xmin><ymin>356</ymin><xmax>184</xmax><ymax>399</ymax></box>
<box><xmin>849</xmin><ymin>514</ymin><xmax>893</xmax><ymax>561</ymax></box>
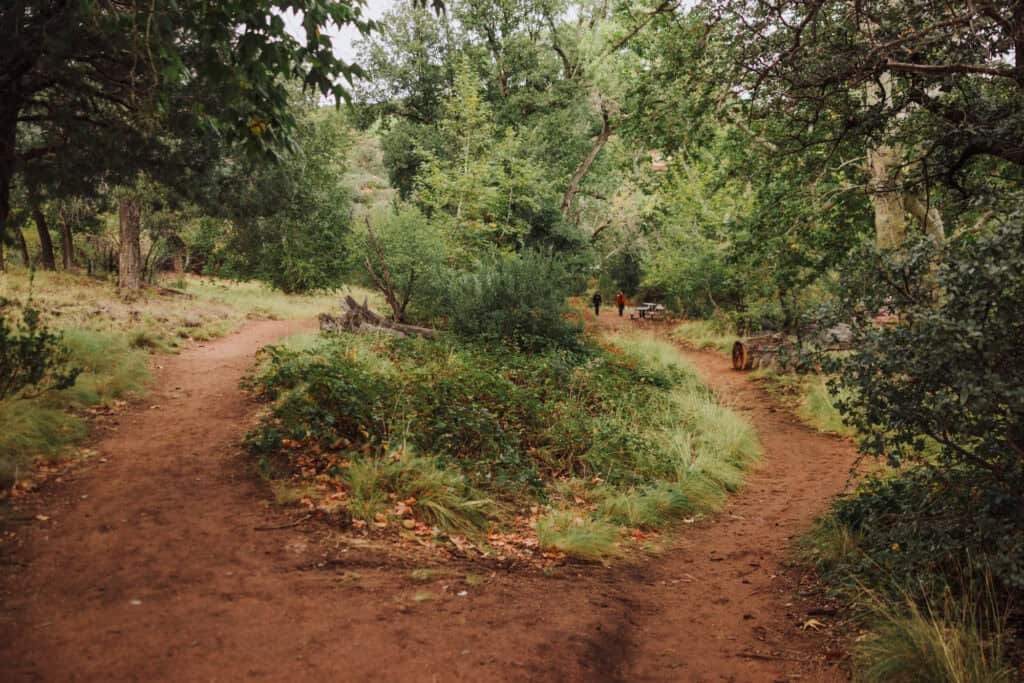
<box><xmin>59</xmin><ymin>205</ymin><xmax>75</xmax><ymax>270</ymax></box>
<box><xmin>31</xmin><ymin>201</ymin><xmax>56</xmax><ymax>270</ymax></box>
<box><xmin>867</xmin><ymin>144</ymin><xmax>908</xmax><ymax>249</ymax></box>
<box><xmin>118</xmin><ymin>196</ymin><xmax>142</xmax><ymax>290</ymax></box>
<box><xmin>15</xmin><ymin>227</ymin><xmax>29</xmax><ymax>265</ymax></box>
<box><xmin>865</xmin><ymin>71</ymin><xmax>909</xmax><ymax>250</ymax></box>
<box><xmin>0</xmin><ymin>106</ymin><xmax>15</xmax><ymax>271</ymax></box>
<box><xmin>561</xmin><ymin>108</ymin><xmax>612</xmax><ymax>217</ymax></box>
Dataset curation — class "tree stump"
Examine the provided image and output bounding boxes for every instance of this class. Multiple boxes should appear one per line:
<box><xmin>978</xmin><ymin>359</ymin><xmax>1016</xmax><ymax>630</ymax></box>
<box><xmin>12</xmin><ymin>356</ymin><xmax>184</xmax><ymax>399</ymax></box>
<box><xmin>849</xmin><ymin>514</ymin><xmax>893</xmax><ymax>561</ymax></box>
<box><xmin>319</xmin><ymin>295</ymin><xmax>436</xmax><ymax>339</ymax></box>
<box><xmin>732</xmin><ymin>333</ymin><xmax>785</xmax><ymax>371</ymax></box>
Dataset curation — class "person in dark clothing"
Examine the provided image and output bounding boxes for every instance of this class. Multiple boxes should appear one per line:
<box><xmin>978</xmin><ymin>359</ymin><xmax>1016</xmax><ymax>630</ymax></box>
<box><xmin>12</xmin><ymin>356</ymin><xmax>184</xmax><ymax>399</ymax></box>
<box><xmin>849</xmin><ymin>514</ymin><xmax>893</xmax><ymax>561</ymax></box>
<box><xmin>615</xmin><ymin>291</ymin><xmax>626</xmax><ymax>316</ymax></box>
<box><xmin>592</xmin><ymin>292</ymin><xmax>602</xmax><ymax>317</ymax></box>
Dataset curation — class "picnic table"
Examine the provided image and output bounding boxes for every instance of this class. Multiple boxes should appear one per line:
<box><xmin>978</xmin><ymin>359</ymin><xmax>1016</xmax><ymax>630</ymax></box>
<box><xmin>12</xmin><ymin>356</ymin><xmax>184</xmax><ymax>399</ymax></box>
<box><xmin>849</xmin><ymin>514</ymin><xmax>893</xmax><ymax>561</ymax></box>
<box><xmin>634</xmin><ymin>302</ymin><xmax>667</xmax><ymax>320</ymax></box>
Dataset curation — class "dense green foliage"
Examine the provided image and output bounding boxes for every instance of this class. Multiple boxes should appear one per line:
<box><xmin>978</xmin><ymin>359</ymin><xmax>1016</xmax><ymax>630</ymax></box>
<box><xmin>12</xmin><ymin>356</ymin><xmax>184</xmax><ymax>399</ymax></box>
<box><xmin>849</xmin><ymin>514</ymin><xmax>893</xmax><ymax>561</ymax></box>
<box><xmin>0</xmin><ymin>0</ymin><xmax>376</xmax><ymax>277</ymax></box>
<box><xmin>346</xmin><ymin>206</ymin><xmax>449</xmax><ymax>321</ymax></box>
<box><xmin>813</xmin><ymin>217</ymin><xmax>1024</xmax><ymax>596</ymax></box>
<box><xmin>245</xmin><ymin>331</ymin><xmax>759</xmax><ymax>557</ymax></box>
<box><xmin>444</xmin><ymin>252</ymin><xmax>582</xmax><ymax>351</ymax></box>
<box><xmin>213</xmin><ymin>107</ymin><xmax>354</xmax><ymax>292</ymax></box>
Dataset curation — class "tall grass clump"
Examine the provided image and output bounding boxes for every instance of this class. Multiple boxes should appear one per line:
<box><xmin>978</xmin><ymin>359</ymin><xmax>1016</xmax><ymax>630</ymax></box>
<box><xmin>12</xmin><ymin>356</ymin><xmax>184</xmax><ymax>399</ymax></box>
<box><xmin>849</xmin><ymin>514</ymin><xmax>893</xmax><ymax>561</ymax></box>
<box><xmin>535</xmin><ymin>511</ymin><xmax>620</xmax><ymax>561</ymax></box>
<box><xmin>0</xmin><ymin>401</ymin><xmax>86</xmax><ymax>481</ymax></box>
<box><xmin>796</xmin><ymin>375</ymin><xmax>852</xmax><ymax>436</ymax></box>
<box><xmin>345</xmin><ymin>456</ymin><xmax>493</xmax><ymax>535</ymax></box>
<box><xmin>0</xmin><ymin>321</ymin><xmax>149</xmax><ymax>483</ymax></box>
<box><xmin>855</xmin><ymin>580</ymin><xmax>1012</xmax><ymax>683</ymax></box>
<box><xmin>599</xmin><ymin>482</ymin><xmax>692</xmax><ymax>528</ymax></box>
<box><xmin>59</xmin><ymin>330</ymin><xmax>149</xmax><ymax>405</ymax></box>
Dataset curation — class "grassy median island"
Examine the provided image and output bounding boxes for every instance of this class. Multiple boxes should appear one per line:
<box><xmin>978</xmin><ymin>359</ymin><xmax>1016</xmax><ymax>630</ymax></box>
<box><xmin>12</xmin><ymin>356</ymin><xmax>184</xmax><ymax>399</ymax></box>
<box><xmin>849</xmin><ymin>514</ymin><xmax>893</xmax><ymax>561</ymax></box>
<box><xmin>245</xmin><ymin>330</ymin><xmax>760</xmax><ymax>562</ymax></box>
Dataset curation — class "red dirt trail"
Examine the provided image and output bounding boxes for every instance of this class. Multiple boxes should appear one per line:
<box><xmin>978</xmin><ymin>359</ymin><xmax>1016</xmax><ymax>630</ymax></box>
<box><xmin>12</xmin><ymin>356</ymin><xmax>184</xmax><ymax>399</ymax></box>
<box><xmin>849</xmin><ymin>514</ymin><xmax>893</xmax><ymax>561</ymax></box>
<box><xmin>1</xmin><ymin>312</ymin><xmax>859</xmax><ymax>682</ymax></box>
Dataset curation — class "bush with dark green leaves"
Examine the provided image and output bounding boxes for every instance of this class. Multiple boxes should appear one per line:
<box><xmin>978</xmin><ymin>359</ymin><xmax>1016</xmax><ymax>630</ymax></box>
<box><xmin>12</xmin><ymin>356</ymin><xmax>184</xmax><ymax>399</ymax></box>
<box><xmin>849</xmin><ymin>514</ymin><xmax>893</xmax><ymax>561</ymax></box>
<box><xmin>0</xmin><ymin>307</ymin><xmax>80</xmax><ymax>401</ymax></box>
<box><xmin>824</xmin><ymin>215</ymin><xmax>1024</xmax><ymax>596</ymax></box>
<box><xmin>444</xmin><ymin>251</ymin><xmax>582</xmax><ymax>351</ymax></box>
<box><xmin>245</xmin><ymin>331</ymin><xmax>757</xmax><ymax>502</ymax></box>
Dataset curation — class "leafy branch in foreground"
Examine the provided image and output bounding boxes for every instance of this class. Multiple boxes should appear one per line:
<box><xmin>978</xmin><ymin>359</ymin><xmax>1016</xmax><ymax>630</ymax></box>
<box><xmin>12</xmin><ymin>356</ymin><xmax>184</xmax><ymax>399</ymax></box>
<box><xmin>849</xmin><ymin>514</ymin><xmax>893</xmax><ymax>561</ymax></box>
<box><xmin>0</xmin><ymin>307</ymin><xmax>80</xmax><ymax>401</ymax></box>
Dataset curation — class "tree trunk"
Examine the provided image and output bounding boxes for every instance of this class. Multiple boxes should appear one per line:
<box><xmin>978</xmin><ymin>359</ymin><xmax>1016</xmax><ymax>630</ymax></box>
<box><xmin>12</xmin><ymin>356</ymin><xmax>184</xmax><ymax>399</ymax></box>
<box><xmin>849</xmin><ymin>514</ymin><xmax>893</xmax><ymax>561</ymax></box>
<box><xmin>31</xmin><ymin>201</ymin><xmax>57</xmax><ymax>270</ymax></box>
<box><xmin>58</xmin><ymin>205</ymin><xmax>75</xmax><ymax>270</ymax></box>
<box><xmin>867</xmin><ymin>143</ymin><xmax>907</xmax><ymax>249</ymax></box>
<box><xmin>561</xmin><ymin>108</ymin><xmax>612</xmax><ymax>217</ymax></box>
<box><xmin>16</xmin><ymin>227</ymin><xmax>29</xmax><ymax>265</ymax></box>
<box><xmin>865</xmin><ymin>71</ymin><xmax>909</xmax><ymax>250</ymax></box>
<box><xmin>0</xmin><ymin>234</ymin><xmax>4</xmax><ymax>272</ymax></box>
<box><xmin>905</xmin><ymin>193</ymin><xmax>945</xmax><ymax>243</ymax></box>
<box><xmin>0</xmin><ymin>105</ymin><xmax>15</xmax><ymax>258</ymax></box>
<box><xmin>118</xmin><ymin>196</ymin><xmax>143</xmax><ymax>289</ymax></box>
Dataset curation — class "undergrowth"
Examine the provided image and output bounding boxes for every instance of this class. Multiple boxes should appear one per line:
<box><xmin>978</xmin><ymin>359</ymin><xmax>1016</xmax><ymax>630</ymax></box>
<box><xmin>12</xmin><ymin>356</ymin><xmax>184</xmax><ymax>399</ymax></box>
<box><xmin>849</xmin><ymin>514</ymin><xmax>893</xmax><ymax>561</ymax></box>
<box><xmin>801</xmin><ymin>474</ymin><xmax>1021</xmax><ymax>680</ymax></box>
<box><xmin>855</xmin><ymin>580</ymin><xmax>1013</xmax><ymax>683</ymax></box>
<box><xmin>245</xmin><ymin>330</ymin><xmax>760</xmax><ymax>561</ymax></box>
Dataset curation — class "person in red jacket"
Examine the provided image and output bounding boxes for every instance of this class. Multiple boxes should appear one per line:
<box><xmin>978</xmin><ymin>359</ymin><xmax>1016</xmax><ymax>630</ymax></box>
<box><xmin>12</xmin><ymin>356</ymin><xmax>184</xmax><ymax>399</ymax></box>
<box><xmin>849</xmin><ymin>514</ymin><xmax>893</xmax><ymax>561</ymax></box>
<box><xmin>615</xmin><ymin>291</ymin><xmax>626</xmax><ymax>316</ymax></box>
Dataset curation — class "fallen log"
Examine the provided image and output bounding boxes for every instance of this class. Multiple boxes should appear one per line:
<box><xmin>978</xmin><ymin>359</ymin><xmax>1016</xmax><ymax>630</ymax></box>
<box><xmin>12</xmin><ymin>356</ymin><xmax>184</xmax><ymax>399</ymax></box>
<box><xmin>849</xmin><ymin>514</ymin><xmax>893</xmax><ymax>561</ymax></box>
<box><xmin>732</xmin><ymin>333</ymin><xmax>785</xmax><ymax>371</ymax></box>
<box><xmin>319</xmin><ymin>295</ymin><xmax>437</xmax><ymax>339</ymax></box>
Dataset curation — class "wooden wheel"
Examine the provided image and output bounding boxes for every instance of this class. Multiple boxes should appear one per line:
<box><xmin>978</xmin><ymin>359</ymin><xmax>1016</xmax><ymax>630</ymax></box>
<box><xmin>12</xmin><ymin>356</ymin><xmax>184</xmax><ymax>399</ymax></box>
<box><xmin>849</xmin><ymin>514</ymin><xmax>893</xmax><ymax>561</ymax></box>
<box><xmin>732</xmin><ymin>340</ymin><xmax>749</xmax><ymax>371</ymax></box>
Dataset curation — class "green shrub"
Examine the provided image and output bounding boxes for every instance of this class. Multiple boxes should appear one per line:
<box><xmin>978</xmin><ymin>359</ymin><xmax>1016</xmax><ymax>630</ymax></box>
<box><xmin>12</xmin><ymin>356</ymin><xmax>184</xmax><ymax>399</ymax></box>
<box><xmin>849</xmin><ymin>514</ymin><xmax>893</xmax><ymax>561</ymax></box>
<box><xmin>0</xmin><ymin>306</ymin><xmax>80</xmax><ymax>400</ymax></box>
<box><xmin>445</xmin><ymin>251</ymin><xmax>582</xmax><ymax>351</ymax></box>
<box><xmin>829</xmin><ymin>222</ymin><xmax>1024</xmax><ymax>593</ymax></box>
<box><xmin>244</xmin><ymin>338</ymin><xmax>396</xmax><ymax>458</ymax></box>
<box><xmin>346</xmin><ymin>206</ymin><xmax>450</xmax><ymax>323</ymax></box>
<box><xmin>832</xmin><ymin>468</ymin><xmax>1024</xmax><ymax>596</ymax></box>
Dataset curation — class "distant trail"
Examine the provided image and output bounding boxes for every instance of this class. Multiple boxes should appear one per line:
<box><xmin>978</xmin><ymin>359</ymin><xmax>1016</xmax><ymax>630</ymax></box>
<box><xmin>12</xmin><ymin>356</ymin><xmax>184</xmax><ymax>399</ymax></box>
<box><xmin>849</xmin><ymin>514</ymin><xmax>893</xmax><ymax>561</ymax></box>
<box><xmin>1</xmin><ymin>311</ymin><xmax>856</xmax><ymax>682</ymax></box>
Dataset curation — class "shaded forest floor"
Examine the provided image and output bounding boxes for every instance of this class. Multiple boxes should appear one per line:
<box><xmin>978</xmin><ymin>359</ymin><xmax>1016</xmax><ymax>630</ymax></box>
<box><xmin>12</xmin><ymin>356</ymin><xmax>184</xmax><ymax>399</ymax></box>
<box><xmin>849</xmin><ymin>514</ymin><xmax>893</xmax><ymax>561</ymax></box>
<box><xmin>0</xmin><ymin>310</ymin><xmax>859</xmax><ymax>682</ymax></box>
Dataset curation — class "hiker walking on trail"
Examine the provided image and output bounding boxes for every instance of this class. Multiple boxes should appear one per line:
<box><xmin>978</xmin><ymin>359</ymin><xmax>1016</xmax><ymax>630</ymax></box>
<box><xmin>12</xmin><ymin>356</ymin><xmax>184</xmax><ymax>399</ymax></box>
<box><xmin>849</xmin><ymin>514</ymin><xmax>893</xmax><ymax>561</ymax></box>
<box><xmin>592</xmin><ymin>291</ymin><xmax>602</xmax><ymax>317</ymax></box>
<box><xmin>615</xmin><ymin>291</ymin><xmax>626</xmax><ymax>317</ymax></box>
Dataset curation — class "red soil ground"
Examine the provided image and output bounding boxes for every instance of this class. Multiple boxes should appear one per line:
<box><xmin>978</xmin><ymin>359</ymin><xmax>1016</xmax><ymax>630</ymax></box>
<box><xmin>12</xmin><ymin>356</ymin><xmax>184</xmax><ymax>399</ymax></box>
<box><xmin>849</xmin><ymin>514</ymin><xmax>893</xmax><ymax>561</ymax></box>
<box><xmin>1</xmin><ymin>311</ymin><xmax>859</xmax><ymax>682</ymax></box>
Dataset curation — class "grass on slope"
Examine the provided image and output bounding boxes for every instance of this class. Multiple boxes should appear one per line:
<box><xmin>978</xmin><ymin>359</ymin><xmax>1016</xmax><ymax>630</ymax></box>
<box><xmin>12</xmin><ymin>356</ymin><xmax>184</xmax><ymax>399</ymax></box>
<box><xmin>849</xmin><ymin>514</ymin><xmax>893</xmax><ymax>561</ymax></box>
<box><xmin>0</xmin><ymin>268</ymin><xmax>354</xmax><ymax>486</ymax></box>
<box><xmin>671</xmin><ymin>320</ymin><xmax>736</xmax><ymax>353</ymax></box>
<box><xmin>0</xmin><ymin>329</ymin><xmax>150</xmax><ymax>484</ymax></box>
